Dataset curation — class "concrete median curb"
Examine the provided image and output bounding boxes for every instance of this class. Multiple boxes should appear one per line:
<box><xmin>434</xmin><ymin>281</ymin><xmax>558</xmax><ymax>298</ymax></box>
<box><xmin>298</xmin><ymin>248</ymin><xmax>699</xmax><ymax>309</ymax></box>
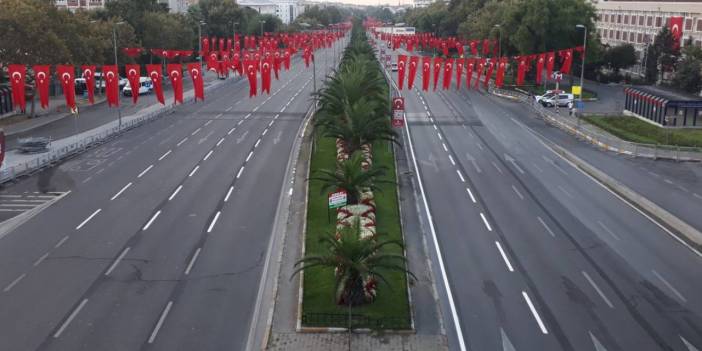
<box><xmin>550</xmin><ymin>143</ymin><xmax>702</xmax><ymax>251</ymax></box>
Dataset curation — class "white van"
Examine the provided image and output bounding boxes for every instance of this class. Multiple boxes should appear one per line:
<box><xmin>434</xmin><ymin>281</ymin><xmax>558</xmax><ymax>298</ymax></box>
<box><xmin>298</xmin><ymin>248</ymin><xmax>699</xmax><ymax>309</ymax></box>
<box><xmin>122</xmin><ymin>77</ymin><xmax>153</xmax><ymax>96</ymax></box>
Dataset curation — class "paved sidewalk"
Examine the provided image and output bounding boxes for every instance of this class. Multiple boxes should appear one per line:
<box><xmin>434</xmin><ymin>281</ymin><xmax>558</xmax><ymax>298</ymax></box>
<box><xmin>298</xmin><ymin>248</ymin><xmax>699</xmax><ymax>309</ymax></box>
<box><xmin>267</xmin><ymin>332</ymin><xmax>447</xmax><ymax>350</ymax></box>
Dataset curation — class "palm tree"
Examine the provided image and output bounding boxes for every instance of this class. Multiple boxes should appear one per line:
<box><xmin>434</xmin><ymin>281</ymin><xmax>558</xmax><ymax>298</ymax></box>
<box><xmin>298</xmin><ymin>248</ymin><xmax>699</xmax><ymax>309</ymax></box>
<box><xmin>292</xmin><ymin>219</ymin><xmax>414</xmax><ymax>306</ymax></box>
<box><xmin>310</xmin><ymin>151</ymin><xmax>392</xmax><ymax>205</ymax></box>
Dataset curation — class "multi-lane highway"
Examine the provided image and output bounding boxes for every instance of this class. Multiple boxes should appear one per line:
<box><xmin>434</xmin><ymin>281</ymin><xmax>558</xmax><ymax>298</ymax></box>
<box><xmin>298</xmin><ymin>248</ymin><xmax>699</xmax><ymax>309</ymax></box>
<box><xmin>380</xmin><ymin>38</ymin><xmax>702</xmax><ymax>351</ymax></box>
<box><xmin>0</xmin><ymin>40</ymin><xmax>343</xmax><ymax>351</ymax></box>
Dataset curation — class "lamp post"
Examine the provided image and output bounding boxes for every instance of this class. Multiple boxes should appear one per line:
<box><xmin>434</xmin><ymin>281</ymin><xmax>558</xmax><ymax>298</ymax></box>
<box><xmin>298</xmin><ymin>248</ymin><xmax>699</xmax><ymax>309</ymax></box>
<box><xmin>493</xmin><ymin>24</ymin><xmax>502</xmax><ymax>58</ymax></box>
<box><xmin>232</xmin><ymin>21</ymin><xmax>238</xmax><ymax>40</ymax></box>
<box><xmin>113</xmin><ymin>21</ymin><xmax>125</xmax><ymax>130</ymax></box>
<box><xmin>576</xmin><ymin>24</ymin><xmax>587</xmax><ymax>103</ymax></box>
<box><xmin>197</xmin><ymin>21</ymin><xmax>206</xmax><ymax>70</ymax></box>
<box><xmin>259</xmin><ymin>19</ymin><xmax>265</xmax><ymax>37</ymax></box>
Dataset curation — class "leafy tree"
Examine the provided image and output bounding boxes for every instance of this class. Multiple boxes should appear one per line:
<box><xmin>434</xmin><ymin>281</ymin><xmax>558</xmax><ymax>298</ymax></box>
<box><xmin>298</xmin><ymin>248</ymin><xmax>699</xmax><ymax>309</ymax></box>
<box><xmin>645</xmin><ymin>26</ymin><xmax>680</xmax><ymax>83</ymax></box>
<box><xmin>102</xmin><ymin>0</ymin><xmax>167</xmax><ymax>40</ymax></box>
<box><xmin>311</xmin><ymin>152</ymin><xmax>391</xmax><ymax>205</ymax></box>
<box><xmin>603</xmin><ymin>44</ymin><xmax>637</xmax><ymax>73</ymax></box>
<box><xmin>142</xmin><ymin>12</ymin><xmax>195</xmax><ymax>51</ymax></box>
<box><xmin>673</xmin><ymin>46</ymin><xmax>702</xmax><ymax>93</ymax></box>
<box><xmin>188</xmin><ymin>0</ymin><xmax>247</xmax><ymax>37</ymax></box>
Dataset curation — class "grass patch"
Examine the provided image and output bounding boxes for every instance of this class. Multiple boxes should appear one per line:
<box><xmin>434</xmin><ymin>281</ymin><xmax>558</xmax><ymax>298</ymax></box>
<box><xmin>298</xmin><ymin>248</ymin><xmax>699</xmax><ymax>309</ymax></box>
<box><xmin>301</xmin><ymin>136</ymin><xmax>411</xmax><ymax>329</ymax></box>
<box><xmin>584</xmin><ymin>115</ymin><xmax>702</xmax><ymax>148</ymax></box>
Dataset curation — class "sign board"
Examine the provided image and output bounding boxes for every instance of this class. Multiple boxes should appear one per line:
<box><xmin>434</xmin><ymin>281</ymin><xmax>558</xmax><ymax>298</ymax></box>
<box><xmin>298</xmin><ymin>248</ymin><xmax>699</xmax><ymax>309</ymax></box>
<box><xmin>576</xmin><ymin>101</ymin><xmax>584</xmax><ymax>109</ymax></box>
<box><xmin>392</xmin><ymin>97</ymin><xmax>405</xmax><ymax>111</ymax></box>
<box><xmin>392</xmin><ymin>110</ymin><xmax>405</xmax><ymax>128</ymax></box>
<box><xmin>572</xmin><ymin>85</ymin><xmax>582</xmax><ymax>96</ymax></box>
<box><xmin>551</xmin><ymin>71</ymin><xmax>563</xmax><ymax>81</ymax></box>
<box><xmin>328</xmin><ymin>190</ymin><xmax>348</xmax><ymax>209</ymax></box>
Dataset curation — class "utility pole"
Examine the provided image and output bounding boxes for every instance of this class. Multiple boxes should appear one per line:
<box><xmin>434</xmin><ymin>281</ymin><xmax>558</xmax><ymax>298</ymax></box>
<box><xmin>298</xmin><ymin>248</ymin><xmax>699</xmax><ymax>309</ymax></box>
<box><xmin>576</xmin><ymin>24</ymin><xmax>587</xmax><ymax>124</ymax></box>
<box><xmin>198</xmin><ymin>21</ymin><xmax>206</xmax><ymax>70</ymax></box>
<box><xmin>113</xmin><ymin>21</ymin><xmax>124</xmax><ymax>130</ymax></box>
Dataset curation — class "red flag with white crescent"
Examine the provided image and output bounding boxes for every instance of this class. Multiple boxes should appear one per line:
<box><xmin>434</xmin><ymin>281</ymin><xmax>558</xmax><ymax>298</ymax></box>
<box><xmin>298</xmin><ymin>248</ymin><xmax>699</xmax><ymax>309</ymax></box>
<box><xmin>474</xmin><ymin>59</ymin><xmax>485</xmax><ymax>90</ymax></box>
<box><xmin>33</xmin><ymin>65</ymin><xmax>50</xmax><ymax>109</ymax></box>
<box><xmin>669</xmin><ymin>16</ymin><xmax>683</xmax><ymax>50</ymax></box>
<box><xmin>245</xmin><ymin>60</ymin><xmax>258</xmax><ymax>97</ymax></box>
<box><xmin>482</xmin><ymin>39</ymin><xmax>491</xmax><ymax>57</ymax></box>
<box><xmin>545</xmin><ymin>52</ymin><xmax>555</xmax><ymax>80</ymax></box>
<box><xmin>81</xmin><ymin>65</ymin><xmax>96</xmax><ymax>104</ymax></box>
<box><xmin>56</xmin><ymin>65</ymin><xmax>76</xmax><ymax>110</ymax></box>
<box><xmin>408</xmin><ymin>56</ymin><xmax>419</xmax><ymax>90</ymax></box>
<box><xmin>146</xmin><ymin>64</ymin><xmax>165</xmax><ymax>105</ymax></box>
<box><xmin>284</xmin><ymin>49</ymin><xmax>292</xmax><ymax>70</ymax></box>
<box><xmin>455</xmin><ymin>59</ymin><xmax>463</xmax><ymax>90</ymax></box>
<box><xmin>536</xmin><ymin>53</ymin><xmax>545</xmax><ymax>85</ymax></box>
<box><xmin>187</xmin><ymin>63</ymin><xmax>205</xmax><ymax>102</ymax></box>
<box><xmin>558</xmin><ymin>48</ymin><xmax>574</xmax><ymax>75</ymax></box>
<box><xmin>273</xmin><ymin>51</ymin><xmax>281</xmax><ymax>80</ymax></box>
<box><xmin>443</xmin><ymin>58</ymin><xmax>453</xmax><ymax>90</ymax></box>
<box><xmin>483</xmin><ymin>58</ymin><xmax>495</xmax><ymax>89</ymax></box>
<box><xmin>201</xmin><ymin>37</ymin><xmax>210</xmax><ymax>57</ymax></box>
<box><xmin>8</xmin><ymin>64</ymin><xmax>26</xmax><ymax>112</ymax></box>
<box><xmin>167</xmin><ymin>64</ymin><xmax>183</xmax><ymax>104</ymax></box>
<box><xmin>421</xmin><ymin>56</ymin><xmax>431</xmax><ymax>92</ymax></box>
<box><xmin>495</xmin><ymin>57</ymin><xmax>508</xmax><ymax>88</ymax></box>
<box><xmin>516</xmin><ymin>56</ymin><xmax>528</xmax><ymax>86</ymax></box>
<box><xmin>432</xmin><ymin>57</ymin><xmax>443</xmax><ymax>91</ymax></box>
<box><xmin>122</xmin><ymin>48</ymin><xmax>142</xmax><ymax>58</ymax></box>
<box><xmin>397</xmin><ymin>55</ymin><xmax>407</xmax><ymax>90</ymax></box>
<box><xmin>125</xmin><ymin>64</ymin><xmax>141</xmax><ymax>104</ymax></box>
<box><xmin>207</xmin><ymin>51</ymin><xmax>218</xmax><ymax>72</ymax></box>
<box><xmin>103</xmin><ymin>65</ymin><xmax>120</xmax><ymax>107</ymax></box>
<box><xmin>261</xmin><ymin>58</ymin><xmax>272</xmax><ymax>95</ymax></box>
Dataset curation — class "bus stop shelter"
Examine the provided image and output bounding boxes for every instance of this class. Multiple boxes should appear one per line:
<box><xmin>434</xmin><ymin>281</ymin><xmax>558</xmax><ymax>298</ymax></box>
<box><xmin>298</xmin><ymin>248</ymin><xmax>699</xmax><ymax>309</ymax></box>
<box><xmin>624</xmin><ymin>87</ymin><xmax>702</xmax><ymax>127</ymax></box>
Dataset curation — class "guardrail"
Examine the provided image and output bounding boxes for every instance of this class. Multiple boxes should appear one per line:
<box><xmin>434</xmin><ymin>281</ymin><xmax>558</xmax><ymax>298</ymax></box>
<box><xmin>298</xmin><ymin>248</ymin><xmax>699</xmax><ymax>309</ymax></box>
<box><xmin>491</xmin><ymin>87</ymin><xmax>702</xmax><ymax>162</ymax></box>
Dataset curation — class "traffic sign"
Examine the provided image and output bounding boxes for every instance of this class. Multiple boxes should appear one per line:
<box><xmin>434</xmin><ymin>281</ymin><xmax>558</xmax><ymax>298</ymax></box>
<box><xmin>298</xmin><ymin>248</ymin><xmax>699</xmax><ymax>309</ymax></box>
<box><xmin>392</xmin><ymin>97</ymin><xmax>405</xmax><ymax>111</ymax></box>
<box><xmin>551</xmin><ymin>71</ymin><xmax>563</xmax><ymax>81</ymax></box>
<box><xmin>392</xmin><ymin>110</ymin><xmax>405</xmax><ymax>128</ymax></box>
<box><xmin>328</xmin><ymin>190</ymin><xmax>348</xmax><ymax>209</ymax></box>
<box><xmin>572</xmin><ymin>85</ymin><xmax>582</xmax><ymax>96</ymax></box>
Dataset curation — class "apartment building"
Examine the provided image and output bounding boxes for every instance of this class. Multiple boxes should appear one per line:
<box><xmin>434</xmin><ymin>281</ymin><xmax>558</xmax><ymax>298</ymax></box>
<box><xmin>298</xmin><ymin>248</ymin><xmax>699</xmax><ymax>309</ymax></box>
<box><xmin>53</xmin><ymin>0</ymin><xmax>106</xmax><ymax>11</ymax></box>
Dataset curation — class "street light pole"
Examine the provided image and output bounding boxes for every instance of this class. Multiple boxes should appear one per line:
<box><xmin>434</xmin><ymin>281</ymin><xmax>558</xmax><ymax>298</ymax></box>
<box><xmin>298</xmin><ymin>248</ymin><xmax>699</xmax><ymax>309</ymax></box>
<box><xmin>493</xmin><ymin>24</ymin><xmax>501</xmax><ymax>58</ymax></box>
<box><xmin>198</xmin><ymin>21</ymin><xmax>206</xmax><ymax>70</ymax></box>
<box><xmin>576</xmin><ymin>24</ymin><xmax>587</xmax><ymax>103</ymax></box>
<box><xmin>260</xmin><ymin>20</ymin><xmax>265</xmax><ymax>37</ymax></box>
<box><xmin>113</xmin><ymin>21</ymin><xmax>124</xmax><ymax>130</ymax></box>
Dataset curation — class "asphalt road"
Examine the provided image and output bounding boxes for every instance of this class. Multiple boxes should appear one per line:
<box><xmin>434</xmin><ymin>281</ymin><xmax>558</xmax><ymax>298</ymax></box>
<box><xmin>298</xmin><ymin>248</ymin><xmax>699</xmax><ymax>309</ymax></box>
<box><xmin>0</xmin><ymin>40</ymin><xmax>342</xmax><ymax>351</ymax></box>
<box><xmin>379</xmin><ymin>38</ymin><xmax>702</xmax><ymax>351</ymax></box>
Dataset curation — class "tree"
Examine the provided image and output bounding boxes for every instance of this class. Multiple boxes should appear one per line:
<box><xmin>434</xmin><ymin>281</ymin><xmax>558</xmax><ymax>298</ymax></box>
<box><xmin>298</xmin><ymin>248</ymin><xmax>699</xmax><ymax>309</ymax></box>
<box><xmin>311</xmin><ymin>152</ymin><xmax>391</xmax><ymax>205</ymax></box>
<box><xmin>188</xmin><ymin>0</ymin><xmax>247</xmax><ymax>37</ymax></box>
<box><xmin>673</xmin><ymin>45</ymin><xmax>702</xmax><ymax>93</ymax></box>
<box><xmin>603</xmin><ymin>44</ymin><xmax>637</xmax><ymax>73</ymax></box>
<box><xmin>292</xmin><ymin>219</ymin><xmax>413</xmax><ymax>306</ymax></box>
<box><xmin>646</xmin><ymin>26</ymin><xmax>680</xmax><ymax>83</ymax></box>
<box><xmin>142</xmin><ymin>12</ymin><xmax>195</xmax><ymax>51</ymax></box>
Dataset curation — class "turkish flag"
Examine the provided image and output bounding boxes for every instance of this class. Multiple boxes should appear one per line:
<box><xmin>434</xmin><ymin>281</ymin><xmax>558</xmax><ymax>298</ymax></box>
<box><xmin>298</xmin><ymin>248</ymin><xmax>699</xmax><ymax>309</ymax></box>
<box><xmin>81</xmin><ymin>65</ymin><xmax>96</xmax><ymax>104</ymax></box>
<box><xmin>232</xmin><ymin>51</ymin><xmax>241</xmax><ymax>74</ymax></box>
<box><xmin>245</xmin><ymin>60</ymin><xmax>258</xmax><ymax>97</ymax></box>
<box><xmin>442</xmin><ymin>58</ymin><xmax>453</xmax><ymax>90</ymax></box>
<box><xmin>441</xmin><ymin>41</ymin><xmax>448</xmax><ymax>57</ymax></box>
<box><xmin>122</xmin><ymin>47</ymin><xmax>142</xmax><ymax>58</ymax></box>
<box><xmin>125</xmin><ymin>64</ymin><xmax>141</xmax><ymax>104</ymax></box>
<box><xmin>558</xmin><ymin>48</ymin><xmax>574</xmax><ymax>75</ymax></box>
<box><xmin>284</xmin><ymin>49</ymin><xmax>292</xmax><ymax>70</ymax></box>
<box><xmin>103</xmin><ymin>65</ymin><xmax>120</xmax><ymax>107</ymax></box>
<box><xmin>187</xmin><ymin>63</ymin><xmax>205</xmax><ymax>102</ymax></box>
<box><xmin>146</xmin><ymin>64</ymin><xmax>165</xmax><ymax>105</ymax></box>
<box><xmin>422</xmin><ymin>56</ymin><xmax>431</xmax><ymax>91</ymax></box>
<box><xmin>33</xmin><ymin>65</ymin><xmax>50</xmax><ymax>109</ymax></box>
<box><xmin>56</xmin><ymin>65</ymin><xmax>76</xmax><ymax>110</ymax></box>
<box><xmin>408</xmin><ymin>56</ymin><xmax>419</xmax><ymax>90</ymax></box>
<box><xmin>466</xmin><ymin>59</ymin><xmax>474</xmax><ymax>88</ymax></box>
<box><xmin>273</xmin><ymin>51</ymin><xmax>281</xmax><ymax>80</ymax></box>
<box><xmin>167</xmin><ymin>64</ymin><xmax>184</xmax><ymax>104</ymax></box>
<box><xmin>455</xmin><ymin>59</ymin><xmax>463</xmax><ymax>90</ymax></box>
<box><xmin>432</xmin><ymin>57</ymin><xmax>443</xmax><ymax>91</ymax></box>
<box><xmin>469</xmin><ymin>41</ymin><xmax>478</xmax><ymax>56</ymax></box>
<box><xmin>8</xmin><ymin>64</ymin><xmax>26</xmax><ymax>112</ymax></box>
<box><xmin>536</xmin><ymin>53</ymin><xmax>546</xmax><ymax>85</ymax></box>
<box><xmin>482</xmin><ymin>39</ymin><xmax>491</xmax><ymax>56</ymax></box>
<box><xmin>207</xmin><ymin>51</ymin><xmax>219</xmax><ymax>72</ymax></box>
<box><xmin>261</xmin><ymin>58</ymin><xmax>272</xmax><ymax>95</ymax></box>
<box><xmin>397</xmin><ymin>55</ymin><xmax>407</xmax><ymax>90</ymax></box>
<box><xmin>474</xmin><ymin>59</ymin><xmax>485</xmax><ymax>90</ymax></box>
<box><xmin>201</xmin><ymin>37</ymin><xmax>210</xmax><ymax>57</ymax></box>
<box><xmin>669</xmin><ymin>16</ymin><xmax>683</xmax><ymax>50</ymax></box>
<box><xmin>483</xmin><ymin>58</ymin><xmax>495</xmax><ymax>89</ymax></box>
<box><xmin>516</xmin><ymin>56</ymin><xmax>528</xmax><ymax>86</ymax></box>
<box><xmin>495</xmin><ymin>57</ymin><xmax>508</xmax><ymax>88</ymax></box>
<box><xmin>545</xmin><ymin>52</ymin><xmax>556</xmax><ymax>80</ymax></box>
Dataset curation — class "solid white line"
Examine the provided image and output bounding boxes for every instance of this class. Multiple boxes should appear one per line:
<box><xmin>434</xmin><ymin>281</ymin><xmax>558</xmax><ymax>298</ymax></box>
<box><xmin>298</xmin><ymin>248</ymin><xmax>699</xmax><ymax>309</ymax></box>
<box><xmin>495</xmin><ymin>241</ymin><xmax>514</xmax><ymax>272</ymax></box>
<box><xmin>254</xmin><ymin>139</ymin><xmax>261</xmax><ymax>148</ymax></box>
<box><xmin>76</xmin><ymin>209</ymin><xmax>101</xmax><ymax>230</ymax></box>
<box><xmin>184</xmin><ymin>248</ymin><xmax>202</xmax><ymax>275</ymax></box>
<box><xmin>217</xmin><ymin>138</ymin><xmax>225</xmax><ymax>147</ymax></box>
<box><xmin>207</xmin><ymin>211</ymin><xmax>221</xmax><ymax>233</ymax></box>
<box><xmin>480</xmin><ymin>213</ymin><xmax>492</xmax><ymax>231</ymax></box>
<box><xmin>465</xmin><ymin>188</ymin><xmax>476</xmax><ymax>203</ymax></box>
<box><xmin>262</xmin><ymin>128</ymin><xmax>268</xmax><ymax>136</ymax></box>
<box><xmin>456</xmin><ymin>170</ymin><xmax>465</xmax><ymax>183</ymax></box>
<box><xmin>3</xmin><ymin>273</ymin><xmax>26</xmax><ymax>292</ymax></box>
<box><xmin>224</xmin><ymin>186</ymin><xmax>234</xmax><ymax>202</ymax></box>
<box><xmin>442</xmin><ymin>143</ymin><xmax>448</xmax><ymax>152</ymax></box>
<box><xmin>54</xmin><ymin>299</ymin><xmax>88</xmax><ymax>338</ymax></box>
<box><xmin>511</xmin><ymin>185</ymin><xmax>524</xmax><ymax>200</ymax></box>
<box><xmin>105</xmin><ymin>247</ymin><xmax>130</xmax><ymax>276</ymax></box>
<box><xmin>652</xmin><ymin>270</ymin><xmax>687</xmax><ymax>303</ymax></box>
<box><xmin>148</xmin><ymin>301</ymin><xmax>173</xmax><ymax>343</ymax></box>
<box><xmin>168</xmin><ymin>185</ymin><xmax>183</xmax><ymax>201</ymax></box>
<box><xmin>177</xmin><ymin>137</ymin><xmax>188</xmax><ymax>146</ymax></box>
<box><xmin>188</xmin><ymin>165</ymin><xmax>199</xmax><ymax>177</ymax></box>
<box><xmin>522</xmin><ymin>292</ymin><xmax>549</xmax><ymax>334</ymax></box>
<box><xmin>33</xmin><ymin>252</ymin><xmax>50</xmax><ymax>267</ymax></box>
<box><xmin>158</xmin><ymin>150</ymin><xmax>172</xmax><ymax>161</ymax></box>
<box><xmin>203</xmin><ymin>150</ymin><xmax>214</xmax><ymax>161</ymax></box>
<box><xmin>138</xmin><ymin>165</ymin><xmax>154</xmax><ymax>178</ymax></box>
<box><xmin>55</xmin><ymin>235</ymin><xmax>69</xmax><ymax>248</ymax></box>
<box><xmin>110</xmin><ymin>182</ymin><xmax>133</xmax><ymax>201</ymax></box>
<box><xmin>448</xmin><ymin>155</ymin><xmax>456</xmax><ymax>166</ymax></box>
<box><xmin>246</xmin><ymin>151</ymin><xmax>254</xmax><ymax>162</ymax></box>
<box><xmin>537</xmin><ymin>216</ymin><xmax>556</xmax><ymax>237</ymax></box>
<box><xmin>236</xmin><ymin>166</ymin><xmax>245</xmax><ymax>179</ymax></box>
<box><xmin>191</xmin><ymin>127</ymin><xmax>201</xmax><ymax>136</ymax></box>
<box><xmin>142</xmin><ymin>210</ymin><xmax>161</xmax><ymax>231</ymax></box>
<box><xmin>582</xmin><ymin>271</ymin><xmax>614</xmax><ymax>309</ymax></box>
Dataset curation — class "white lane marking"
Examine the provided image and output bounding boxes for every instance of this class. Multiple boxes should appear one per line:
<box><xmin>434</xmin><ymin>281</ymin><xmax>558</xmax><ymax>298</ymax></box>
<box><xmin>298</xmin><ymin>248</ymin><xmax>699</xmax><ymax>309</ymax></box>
<box><xmin>268</xmin><ymin>120</ymin><xmax>274</xmax><ymax>127</ymax></box>
<box><xmin>110</xmin><ymin>182</ymin><xmax>133</xmax><ymax>201</ymax></box>
<box><xmin>203</xmin><ymin>150</ymin><xmax>214</xmax><ymax>161</ymax></box>
<box><xmin>105</xmin><ymin>247</ymin><xmax>130</xmax><ymax>276</ymax></box>
<box><xmin>177</xmin><ymin>137</ymin><xmax>188</xmax><ymax>146</ymax></box>
<box><xmin>168</xmin><ymin>185</ymin><xmax>183</xmax><ymax>201</ymax></box>
<box><xmin>648</xmin><ymin>171</ymin><xmax>660</xmax><ymax>178</ymax></box>
<box><xmin>188</xmin><ymin>165</ymin><xmax>200</xmax><ymax>177</ymax></box>
<box><xmin>76</xmin><ymin>209</ymin><xmax>101</xmax><ymax>230</ymax></box>
<box><xmin>652</xmin><ymin>270</ymin><xmax>687</xmax><ymax>303</ymax></box>
<box><xmin>465</xmin><ymin>188</ymin><xmax>476</xmax><ymax>203</ymax></box>
<box><xmin>495</xmin><ymin>241</ymin><xmax>514</xmax><ymax>272</ymax></box>
<box><xmin>236</xmin><ymin>166</ymin><xmax>245</xmax><ymax>179</ymax></box>
<box><xmin>532</xmin><ymin>163</ymin><xmax>544</xmax><ymax>173</ymax></box>
<box><xmin>207</xmin><ymin>211</ymin><xmax>221</xmax><ymax>233</ymax></box>
<box><xmin>456</xmin><ymin>170</ymin><xmax>465</xmax><ymax>183</ymax></box>
<box><xmin>229</xmin><ymin>127</ymin><xmax>237</xmax><ymax>134</ymax></box>
<box><xmin>664</xmin><ymin>178</ymin><xmax>674</xmax><ymax>185</ymax></box>
<box><xmin>596</xmin><ymin>221</ymin><xmax>621</xmax><ymax>241</ymax></box>
<box><xmin>437</xmin><ymin>133</ymin><xmax>443</xmax><ymax>140</ymax></box>
<box><xmin>582</xmin><ymin>271</ymin><xmax>615</xmax><ymax>309</ymax></box>
<box><xmin>254</xmin><ymin>139</ymin><xmax>261</xmax><ymax>148</ymax></box>
<box><xmin>537</xmin><ymin>216</ymin><xmax>556</xmax><ymax>237</ymax></box>
<box><xmin>224</xmin><ymin>186</ymin><xmax>234</xmax><ymax>202</ymax></box>
<box><xmin>433</xmin><ymin>125</ymin><xmax>438</xmax><ymax>130</ymax></box>
<box><xmin>217</xmin><ymin>138</ymin><xmax>225</xmax><ymax>147</ymax></box>
<box><xmin>288</xmin><ymin>187</ymin><xmax>293</xmax><ymax>196</ymax></box>
<box><xmin>448</xmin><ymin>155</ymin><xmax>456</xmax><ymax>166</ymax></box>
<box><xmin>237</xmin><ymin>120</ymin><xmax>244</xmax><ymax>126</ymax></box>
<box><xmin>225</xmin><ymin>106</ymin><xmax>233</xmax><ymax>112</ymax></box>
<box><xmin>3</xmin><ymin>273</ymin><xmax>27</xmax><ymax>292</ymax></box>
<box><xmin>522</xmin><ymin>291</ymin><xmax>549</xmax><ymax>334</ymax></box>
<box><xmin>191</xmin><ymin>128</ymin><xmax>202</xmax><ymax>136</ymax></box>
<box><xmin>680</xmin><ymin>336</ymin><xmax>700</xmax><ymax>351</ymax></box>
<box><xmin>55</xmin><ymin>235</ymin><xmax>69</xmax><ymax>249</ymax></box>
<box><xmin>442</xmin><ymin>143</ymin><xmax>448</xmax><ymax>152</ymax></box>
<box><xmin>693</xmin><ymin>193</ymin><xmax>702</xmax><ymax>201</ymax></box>
<box><xmin>511</xmin><ymin>185</ymin><xmax>524</xmax><ymax>200</ymax></box>
<box><xmin>138</xmin><ymin>165</ymin><xmax>154</xmax><ymax>178</ymax></box>
<box><xmin>184</xmin><ymin>248</ymin><xmax>202</xmax><ymax>275</ymax></box>
<box><xmin>480</xmin><ymin>213</ymin><xmax>492</xmax><ymax>232</ymax></box>
<box><xmin>262</xmin><ymin>128</ymin><xmax>269</xmax><ymax>136</ymax></box>
<box><xmin>148</xmin><ymin>301</ymin><xmax>173</xmax><ymax>343</ymax></box>
<box><xmin>492</xmin><ymin>161</ymin><xmax>503</xmax><ymax>175</ymax></box>
<box><xmin>246</xmin><ymin>151</ymin><xmax>254</xmax><ymax>162</ymax></box>
<box><xmin>557</xmin><ymin>185</ymin><xmax>574</xmax><ymax>198</ymax></box>
<box><xmin>54</xmin><ymin>298</ymin><xmax>89</xmax><ymax>338</ymax></box>
<box><xmin>204</xmin><ymin>120</ymin><xmax>213</xmax><ymax>126</ymax></box>
<box><xmin>476</xmin><ymin>142</ymin><xmax>484</xmax><ymax>151</ymax></box>
<box><xmin>95</xmin><ymin>168</ymin><xmax>105</xmax><ymax>175</ymax></box>
<box><xmin>158</xmin><ymin>150</ymin><xmax>172</xmax><ymax>161</ymax></box>
<box><xmin>142</xmin><ymin>210</ymin><xmax>162</xmax><ymax>231</ymax></box>
<box><xmin>33</xmin><ymin>252</ymin><xmax>49</xmax><ymax>267</ymax></box>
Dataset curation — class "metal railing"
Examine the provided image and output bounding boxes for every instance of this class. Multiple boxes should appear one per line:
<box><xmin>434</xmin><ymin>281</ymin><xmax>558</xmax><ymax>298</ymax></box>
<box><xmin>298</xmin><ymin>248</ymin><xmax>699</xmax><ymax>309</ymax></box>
<box><xmin>491</xmin><ymin>87</ymin><xmax>702</xmax><ymax>162</ymax></box>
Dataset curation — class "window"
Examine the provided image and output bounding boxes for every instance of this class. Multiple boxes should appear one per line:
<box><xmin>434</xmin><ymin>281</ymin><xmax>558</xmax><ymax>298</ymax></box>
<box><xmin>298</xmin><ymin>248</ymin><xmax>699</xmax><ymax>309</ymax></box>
<box><xmin>686</xmin><ymin>18</ymin><xmax>693</xmax><ymax>30</ymax></box>
<box><xmin>604</xmin><ymin>14</ymin><xmax>609</xmax><ymax>22</ymax></box>
<box><xmin>697</xmin><ymin>19</ymin><xmax>702</xmax><ymax>31</ymax></box>
<box><xmin>624</xmin><ymin>15</ymin><xmax>629</xmax><ymax>25</ymax></box>
<box><xmin>609</xmin><ymin>29</ymin><xmax>614</xmax><ymax>38</ymax></box>
<box><xmin>618</xmin><ymin>14</ymin><xmax>622</xmax><ymax>23</ymax></box>
<box><xmin>696</xmin><ymin>40</ymin><xmax>702</xmax><ymax>47</ymax></box>
<box><xmin>631</xmin><ymin>15</ymin><xmax>637</xmax><ymax>25</ymax></box>
<box><xmin>644</xmin><ymin>34</ymin><xmax>651</xmax><ymax>43</ymax></box>
<box><xmin>637</xmin><ymin>33</ymin><xmax>643</xmax><ymax>43</ymax></box>
<box><xmin>639</xmin><ymin>15</ymin><xmax>644</xmax><ymax>26</ymax></box>
<box><xmin>656</xmin><ymin>17</ymin><xmax>662</xmax><ymax>27</ymax></box>
<box><xmin>616</xmin><ymin>30</ymin><xmax>621</xmax><ymax>40</ymax></box>
<box><xmin>630</xmin><ymin>32</ymin><xmax>635</xmax><ymax>42</ymax></box>
<box><xmin>647</xmin><ymin>16</ymin><xmax>653</xmax><ymax>26</ymax></box>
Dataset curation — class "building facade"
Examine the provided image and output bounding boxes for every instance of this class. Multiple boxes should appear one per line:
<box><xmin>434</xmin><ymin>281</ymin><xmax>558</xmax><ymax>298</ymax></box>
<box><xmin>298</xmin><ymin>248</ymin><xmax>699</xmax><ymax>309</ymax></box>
<box><xmin>53</xmin><ymin>0</ymin><xmax>106</xmax><ymax>11</ymax></box>
<box><xmin>157</xmin><ymin>0</ymin><xmax>199</xmax><ymax>13</ymax></box>
<box><xmin>238</xmin><ymin>0</ymin><xmax>304</xmax><ymax>24</ymax></box>
<box><xmin>594</xmin><ymin>0</ymin><xmax>702</xmax><ymax>76</ymax></box>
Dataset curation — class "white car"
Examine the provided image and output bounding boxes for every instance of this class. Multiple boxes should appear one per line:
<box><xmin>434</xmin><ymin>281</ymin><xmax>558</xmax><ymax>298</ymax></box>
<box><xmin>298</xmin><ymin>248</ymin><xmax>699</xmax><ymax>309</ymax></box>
<box><xmin>534</xmin><ymin>90</ymin><xmax>563</xmax><ymax>104</ymax></box>
<box><xmin>391</xmin><ymin>62</ymin><xmax>398</xmax><ymax>72</ymax></box>
<box><xmin>541</xmin><ymin>93</ymin><xmax>574</xmax><ymax>107</ymax></box>
<box><xmin>122</xmin><ymin>77</ymin><xmax>153</xmax><ymax>96</ymax></box>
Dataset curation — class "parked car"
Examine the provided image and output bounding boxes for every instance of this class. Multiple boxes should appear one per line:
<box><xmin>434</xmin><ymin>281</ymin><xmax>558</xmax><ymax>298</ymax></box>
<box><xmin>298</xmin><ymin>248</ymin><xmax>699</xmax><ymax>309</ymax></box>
<box><xmin>391</xmin><ymin>62</ymin><xmax>398</xmax><ymax>71</ymax></box>
<box><xmin>534</xmin><ymin>89</ymin><xmax>563</xmax><ymax>104</ymax></box>
<box><xmin>541</xmin><ymin>93</ymin><xmax>574</xmax><ymax>107</ymax></box>
<box><xmin>122</xmin><ymin>77</ymin><xmax>153</xmax><ymax>96</ymax></box>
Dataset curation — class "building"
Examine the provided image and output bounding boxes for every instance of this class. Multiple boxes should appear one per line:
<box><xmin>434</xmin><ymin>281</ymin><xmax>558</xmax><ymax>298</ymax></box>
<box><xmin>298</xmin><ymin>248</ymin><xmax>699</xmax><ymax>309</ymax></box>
<box><xmin>158</xmin><ymin>0</ymin><xmax>199</xmax><ymax>13</ymax></box>
<box><xmin>594</xmin><ymin>0</ymin><xmax>702</xmax><ymax>76</ymax></box>
<box><xmin>53</xmin><ymin>0</ymin><xmax>106</xmax><ymax>11</ymax></box>
<box><xmin>413</xmin><ymin>0</ymin><xmax>433</xmax><ymax>8</ymax></box>
<box><xmin>238</xmin><ymin>0</ymin><xmax>304</xmax><ymax>24</ymax></box>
